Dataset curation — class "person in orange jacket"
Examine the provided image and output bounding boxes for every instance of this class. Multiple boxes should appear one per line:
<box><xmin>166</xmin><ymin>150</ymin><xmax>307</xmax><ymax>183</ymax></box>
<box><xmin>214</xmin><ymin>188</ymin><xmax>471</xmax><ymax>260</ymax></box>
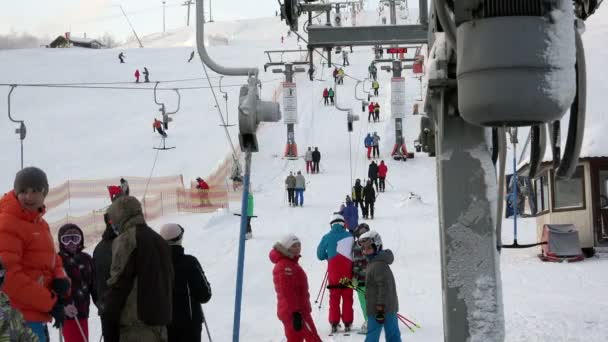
<box><xmin>0</xmin><ymin>167</ymin><xmax>70</xmax><ymax>342</ymax></box>
<box><xmin>153</xmin><ymin>118</ymin><xmax>167</xmax><ymax>137</ymax></box>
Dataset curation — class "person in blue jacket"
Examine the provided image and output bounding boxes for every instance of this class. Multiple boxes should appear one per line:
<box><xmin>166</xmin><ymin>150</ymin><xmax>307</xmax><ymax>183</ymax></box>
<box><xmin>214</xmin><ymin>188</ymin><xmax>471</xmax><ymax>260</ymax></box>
<box><xmin>364</xmin><ymin>134</ymin><xmax>374</xmax><ymax>160</ymax></box>
<box><xmin>317</xmin><ymin>214</ymin><xmax>355</xmax><ymax>333</ymax></box>
<box><xmin>339</xmin><ymin>196</ymin><xmax>359</xmax><ymax>233</ymax></box>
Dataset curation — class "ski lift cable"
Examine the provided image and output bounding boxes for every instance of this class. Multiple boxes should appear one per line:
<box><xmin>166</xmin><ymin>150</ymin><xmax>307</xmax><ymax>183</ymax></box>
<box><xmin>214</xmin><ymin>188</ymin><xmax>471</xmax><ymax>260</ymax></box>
<box><xmin>0</xmin><ymin>76</ymin><xmax>220</xmax><ymax>87</ymax></box>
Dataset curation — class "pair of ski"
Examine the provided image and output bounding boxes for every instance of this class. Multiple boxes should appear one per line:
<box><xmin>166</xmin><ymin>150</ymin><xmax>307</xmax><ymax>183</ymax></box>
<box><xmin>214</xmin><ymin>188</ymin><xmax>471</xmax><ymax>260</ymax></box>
<box><xmin>329</xmin><ymin>324</ymin><xmax>353</xmax><ymax>337</ymax></box>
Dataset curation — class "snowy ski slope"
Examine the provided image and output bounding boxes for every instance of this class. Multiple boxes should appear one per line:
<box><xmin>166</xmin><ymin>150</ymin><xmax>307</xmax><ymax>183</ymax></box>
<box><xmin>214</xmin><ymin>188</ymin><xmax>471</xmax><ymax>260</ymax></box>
<box><xmin>0</xmin><ymin>5</ymin><xmax>607</xmax><ymax>341</ymax></box>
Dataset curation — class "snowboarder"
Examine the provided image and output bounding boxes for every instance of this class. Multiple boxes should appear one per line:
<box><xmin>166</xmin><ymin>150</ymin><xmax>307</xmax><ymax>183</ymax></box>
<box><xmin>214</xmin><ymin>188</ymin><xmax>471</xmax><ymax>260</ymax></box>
<box><xmin>352</xmin><ymin>179</ymin><xmax>366</xmax><ymax>217</ymax></box>
<box><xmin>368</xmin><ymin>102</ymin><xmax>375</xmax><ymax>122</ymax></box>
<box><xmin>57</xmin><ymin>224</ymin><xmax>96</xmax><ymax>342</ymax></box>
<box><xmin>312</xmin><ymin>147</ymin><xmax>321</xmax><ymax>174</ymax></box>
<box><xmin>153</xmin><ymin>118</ymin><xmax>168</xmax><ymax>138</ymax></box>
<box><xmin>342</xmin><ymin>50</ymin><xmax>350</xmax><ymax>66</ymax></box>
<box><xmin>120</xmin><ymin>177</ymin><xmax>130</xmax><ymax>196</ymax></box>
<box><xmin>364</xmin><ymin>133</ymin><xmax>373</xmax><ymax>160</ymax></box>
<box><xmin>323</xmin><ymin>88</ymin><xmax>330</xmax><ymax>106</ymax></box>
<box><xmin>0</xmin><ymin>257</ymin><xmax>40</xmax><ymax>341</ymax></box>
<box><xmin>295</xmin><ymin>171</ymin><xmax>306</xmax><ymax>207</ymax></box>
<box><xmin>368</xmin><ymin>161</ymin><xmax>379</xmax><ymax>192</ymax></box>
<box><xmin>196</xmin><ymin>177</ymin><xmax>211</xmax><ymax>206</ymax></box>
<box><xmin>102</xmin><ymin>196</ymin><xmax>174</xmax><ymax>342</ymax></box>
<box><xmin>372</xmin><ymin>80</ymin><xmax>380</xmax><ymax>96</ymax></box>
<box><xmin>372</xmin><ymin>132</ymin><xmax>381</xmax><ymax>159</ymax></box>
<box><xmin>134</xmin><ymin>69</ymin><xmax>140</xmax><ymax>83</ymax></box>
<box><xmin>328</xmin><ymin>88</ymin><xmax>335</xmax><ymax>105</ymax></box>
<box><xmin>93</xmin><ymin>213</ymin><xmax>118</xmax><ymax>340</ymax></box>
<box><xmin>118</xmin><ymin>52</ymin><xmax>125</xmax><ymax>63</ymax></box>
<box><xmin>0</xmin><ymin>167</ymin><xmax>70</xmax><ymax>341</ymax></box>
<box><xmin>270</xmin><ymin>234</ymin><xmax>322</xmax><ymax>342</ymax></box>
<box><xmin>160</xmin><ymin>223</ymin><xmax>212</xmax><ymax>342</ymax></box>
<box><xmin>316</xmin><ymin>214</ymin><xmax>354</xmax><ymax>334</ymax></box>
<box><xmin>359</xmin><ymin>231</ymin><xmax>401</xmax><ymax>342</ymax></box>
<box><xmin>143</xmin><ymin>67</ymin><xmax>150</xmax><ymax>83</ymax></box>
<box><xmin>305</xmin><ymin>147</ymin><xmax>314</xmax><ymax>174</ymax></box>
<box><xmin>374</xmin><ymin>102</ymin><xmax>381</xmax><ymax>122</ymax></box>
<box><xmin>352</xmin><ymin>223</ymin><xmax>371</xmax><ymax>334</ymax></box>
<box><xmin>246</xmin><ymin>192</ymin><xmax>254</xmax><ymax>239</ymax></box>
<box><xmin>363</xmin><ymin>180</ymin><xmax>376</xmax><ymax>219</ymax></box>
<box><xmin>378</xmin><ymin>161</ymin><xmax>388</xmax><ymax>192</ymax></box>
<box><xmin>188</xmin><ymin>51</ymin><xmax>195</xmax><ymax>62</ymax></box>
<box><xmin>285</xmin><ymin>172</ymin><xmax>297</xmax><ymax>206</ymax></box>
<box><xmin>339</xmin><ymin>196</ymin><xmax>359</xmax><ymax>232</ymax></box>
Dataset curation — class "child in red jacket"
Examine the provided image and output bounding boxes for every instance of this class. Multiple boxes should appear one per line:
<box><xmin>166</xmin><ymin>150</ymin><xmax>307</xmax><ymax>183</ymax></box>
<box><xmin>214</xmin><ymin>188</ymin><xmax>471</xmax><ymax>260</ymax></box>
<box><xmin>270</xmin><ymin>234</ymin><xmax>321</xmax><ymax>342</ymax></box>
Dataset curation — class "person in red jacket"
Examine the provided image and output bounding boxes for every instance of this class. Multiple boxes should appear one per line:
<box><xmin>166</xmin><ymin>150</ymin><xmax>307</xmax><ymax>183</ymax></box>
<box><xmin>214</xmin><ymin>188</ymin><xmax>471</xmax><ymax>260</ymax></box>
<box><xmin>134</xmin><ymin>69</ymin><xmax>140</xmax><ymax>83</ymax></box>
<box><xmin>153</xmin><ymin>118</ymin><xmax>167</xmax><ymax>137</ymax></box>
<box><xmin>322</xmin><ymin>88</ymin><xmax>329</xmax><ymax>106</ymax></box>
<box><xmin>0</xmin><ymin>167</ymin><xmax>70</xmax><ymax>342</ymax></box>
<box><xmin>368</xmin><ymin>102</ymin><xmax>375</xmax><ymax>122</ymax></box>
<box><xmin>378</xmin><ymin>160</ymin><xmax>388</xmax><ymax>192</ymax></box>
<box><xmin>270</xmin><ymin>234</ymin><xmax>322</xmax><ymax>342</ymax></box>
<box><xmin>196</xmin><ymin>177</ymin><xmax>211</xmax><ymax>206</ymax></box>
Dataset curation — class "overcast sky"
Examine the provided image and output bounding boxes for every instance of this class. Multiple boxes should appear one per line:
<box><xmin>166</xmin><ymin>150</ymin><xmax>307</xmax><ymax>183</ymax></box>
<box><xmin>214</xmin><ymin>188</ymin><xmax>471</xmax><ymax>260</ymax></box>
<box><xmin>0</xmin><ymin>0</ymin><xmax>285</xmax><ymax>40</ymax></box>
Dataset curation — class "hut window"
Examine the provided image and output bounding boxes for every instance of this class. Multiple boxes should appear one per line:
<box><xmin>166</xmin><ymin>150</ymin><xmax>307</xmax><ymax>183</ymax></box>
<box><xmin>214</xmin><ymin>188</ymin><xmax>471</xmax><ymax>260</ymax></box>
<box><xmin>534</xmin><ymin>173</ymin><xmax>549</xmax><ymax>213</ymax></box>
<box><xmin>553</xmin><ymin>166</ymin><xmax>585</xmax><ymax>209</ymax></box>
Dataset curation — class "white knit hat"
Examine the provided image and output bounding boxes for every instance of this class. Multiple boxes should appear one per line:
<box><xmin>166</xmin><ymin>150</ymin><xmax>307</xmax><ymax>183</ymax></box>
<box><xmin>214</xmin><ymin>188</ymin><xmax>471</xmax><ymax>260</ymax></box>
<box><xmin>160</xmin><ymin>223</ymin><xmax>184</xmax><ymax>245</ymax></box>
<box><xmin>279</xmin><ymin>233</ymin><xmax>300</xmax><ymax>249</ymax></box>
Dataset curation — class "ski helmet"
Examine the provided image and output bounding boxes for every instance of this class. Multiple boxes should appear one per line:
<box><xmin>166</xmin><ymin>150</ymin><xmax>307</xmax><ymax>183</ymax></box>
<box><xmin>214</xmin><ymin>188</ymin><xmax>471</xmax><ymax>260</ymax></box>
<box><xmin>330</xmin><ymin>213</ymin><xmax>345</xmax><ymax>226</ymax></box>
<box><xmin>359</xmin><ymin>230</ymin><xmax>382</xmax><ymax>251</ymax></box>
<box><xmin>354</xmin><ymin>223</ymin><xmax>370</xmax><ymax>238</ymax></box>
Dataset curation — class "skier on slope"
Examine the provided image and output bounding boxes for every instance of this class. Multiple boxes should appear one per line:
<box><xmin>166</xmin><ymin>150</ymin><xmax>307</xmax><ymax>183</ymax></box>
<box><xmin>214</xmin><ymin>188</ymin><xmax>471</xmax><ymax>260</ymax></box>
<box><xmin>312</xmin><ymin>147</ymin><xmax>321</xmax><ymax>174</ymax></box>
<box><xmin>196</xmin><ymin>177</ymin><xmax>211</xmax><ymax>206</ymax></box>
<box><xmin>352</xmin><ymin>179</ymin><xmax>366</xmax><ymax>218</ymax></box>
<box><xmin>118</xmin><ymin>52</ymin><xmax>125</xmax><ymax>64</ymax></box>
<box><xmin>323</xmin><ymin>88</ymin><xmax>329</xmax><ymax>106</ymax></box>
<box><xmin>374</xmin><ymin>102</ymin><xmax>381</xmax><ymax>122</ymax></box>
<box><xmin>364</xmin><ymin>133</ymin><xmax>373</xmax><ymax>160</ymax></box>
<box><xmin>339</xmin><ymin>196</ymin><xmax>358</xmax><ymax>233</ymax></box>
<box><xmin>317</xmin><ymin>214</ymin><xmax>354</xmax><ymax>334</ymax></box>
<box><xmin>270</xmin><ymin>234</ymin><xmax>322</xmax><ymax>341</ymax></box>
<box><xmin>372</xmin><ymin>132</ymin><xmax>381</xmax><ymax>159</ymax></box>
<box><xmin>328</xmin><ymin>88</ymin><xmax>335</xmax><ymax>105</ymax></box>
<box><xmin>372</xmin><ymin>80</ymin><xmax>380</xmax><ymax>97</ymax></box>
<box><xmin>362</xmin><ymin>179</ymin><xmax>376</xmax><ymax>219</ymax></box>
<box><xmin>56</xmin><ymin>224</ymin><xmax>97</xmax><ymax>342</ymax></box>
<box><xmin>368</xmin><ymin>161</ymin><xmax>379</xmax><ymax>192</ymax></box>
<box><xmin>294</xmin><ymin>171</ymin><xmax>306</xmax><ymax>207</ymax></box>
<box><xmin>305</xmin><ymin>147</ymin><xmax>314</xmax><ymax>174</ymax></box>
<box><xmin>153</xmin><ymin>118</ymin><xmax>168</xmax><ymax>138</ymax></box>
<box><xmin>134</xmin><ymin>69</ymin><xmax>140</xmax><ymax>83</ymax></box>
<box><xmin>143</xmin><ymin>67</ymin><xmax>150</xmax><ymax>83</ymax></box>
<box><xmin>160</xmin><ymin>224</ymin><xmax>212</xmax><ymax>342</ymax></box>
<box><xmin>285</xmin><ymin>172</ymin><xmax>297</xmax><ymax>207</ymax></box>
<box><xmin>351</xmin><ymin>223</ymin><xmax>371</xmax><ymax>334</ymax></box>
<box><xmin>368</xmin><ymin>102</ymin><xmax>375</xmax><ymax>122</ymax></box>
<box><xmin>378</xmin><ymin>161</ymin><xmax>388</xmax><ymax>193</ymax></box>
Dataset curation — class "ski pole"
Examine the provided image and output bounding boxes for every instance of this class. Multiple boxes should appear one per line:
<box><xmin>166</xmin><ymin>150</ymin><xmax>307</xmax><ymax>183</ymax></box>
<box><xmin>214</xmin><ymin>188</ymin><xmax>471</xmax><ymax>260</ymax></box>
<box><xmin>397</xmin><ymin>315</ymin><xmax>416</xmax><ymax>332</ymax></box>
<box><xmin>318</xmin><ymin>275</ymin><xmax>329</xmax><ymax>309</ymax></box>
<box><xmin>74</xmin><ymin>318</ymin><xmax>89</xmax><ymax>342</ymax></box>
<box><xmin>99</xmin><ymin>335</ymin><xmax>103</xmax><ymax>342</ymax></box>
<box><xmin>397</xmin><ymin>313</ymin><xmax>421</xmax><ymax>328</ymax></box>
<box><xmin>384</xmin><ymin>179</ymin><xmax>395</xmax><ymax>190</ymax></box>
<box><xmin>59</xmin><ymin>327</ymin><xmax>64</xmax><ymax>342</ymax></box>
<box><xmin>201</xmin><ymin>305</ymin><xmax>213</xmax><ymax>342</ymax></box>
<box><xmin>314</xmin><ymin>271</ymin><xmax>328</xmax><ymax>303</ymax></box>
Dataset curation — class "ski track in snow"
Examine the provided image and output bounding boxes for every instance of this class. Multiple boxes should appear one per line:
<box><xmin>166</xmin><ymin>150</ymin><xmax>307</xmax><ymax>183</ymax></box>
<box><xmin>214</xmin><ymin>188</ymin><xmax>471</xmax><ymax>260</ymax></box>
<box><xmin>1</xmin><ymin>5</ymin><xmax>608</xmax><ymax>342</ymax></box>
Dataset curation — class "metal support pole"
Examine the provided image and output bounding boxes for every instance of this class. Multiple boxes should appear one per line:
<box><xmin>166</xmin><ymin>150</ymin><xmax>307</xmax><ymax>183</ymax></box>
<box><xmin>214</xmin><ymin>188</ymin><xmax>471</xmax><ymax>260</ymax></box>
<box><xmin>418</xmin><ymin>0</ymin><xmax>428</xmax><ymax>26</ymax></box>
<box><xmin>390</xmin><ymin>60</ymin><xmax>405</xmax><ymax>158</ymax></box>
<box><xmin>285</xmin><ymin>64</ymin><xmax>296</xmax><ymax>158</ymax></box>
<box><xmin>163</xmin><ymin>1</ymin><xmax>166</xmax><ymax>33</ymax></box>
<box><xmin>389</xmin><ymin>0</ymin><xmax>397</xmax><ymax>25</ymax></box>
<box><xmin>233</xmin><ymin>150</ymin><xmax>252</xmax><ymax>342</ymax></box>
<box><xmin>435</xmin><ymin>88</ymin><xmax>505</xmax><ymax>342</ymax></box>
<box><xmin>209</xmin><ymin>0</ymin><xmax>214</xmax><ymax>22</ymax></box>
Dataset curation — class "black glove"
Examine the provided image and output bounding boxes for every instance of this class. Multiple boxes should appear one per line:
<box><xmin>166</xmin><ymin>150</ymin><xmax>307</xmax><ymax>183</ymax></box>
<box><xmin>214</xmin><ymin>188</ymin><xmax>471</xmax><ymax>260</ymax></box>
<box><xmin>52</xmin><ymin>278</ymin><xmax>70</xmax><ymax>298</ymax></box>
<box><xmin>375</xmin><ymin>305</ymin><xmax>385</xmax><ymax>324</ymax></box>
<box><xmin>292</xmin><ymin>312</ymin><xmax>303</xmax><ymax>331</ymax></box>
<box><xmin>49</xmin><ymin>300</ymin><xmax>65</xmax><ymax>328</ymax></box>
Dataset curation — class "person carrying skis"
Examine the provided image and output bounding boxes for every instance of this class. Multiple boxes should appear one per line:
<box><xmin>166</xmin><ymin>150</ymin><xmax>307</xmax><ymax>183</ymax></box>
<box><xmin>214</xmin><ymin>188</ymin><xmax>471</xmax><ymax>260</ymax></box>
<box><xmin>364</xmin><ymin>133</ymin><xmax>373</xmax><ymax>160</ymax></box>
<box><xmin>295</xmin><ymin>171</ymin><xmax>306</xmax><ymax>207</ymax></box>
<box><xmin>57</xmin><ymin>224</ymin><xmax>97</xmax><ymax>342</ymax></box>
<box><xmin>374</xmin><ymin>102</ymin><xmax>381</xmax><ymax>122</ymax></box>
<box><xmin>378</xmin><ymin>161</ymin><xmax>388</xmax><ymax>192</ymax></box>
<box><xmin>160</xmin><ymin>224</ymin><xmax>212</xmax><ymax>342</ymax></box>
<box><xmin>153</xmin><ymin>118</ymin><xmax>167</xmax><ymax>137</ymax></box>
<box><xmin>362</xmin><ymin>180</ymin><xmax>376</xmax><ymax>219</ymax></box>
<box><xmin>316</xmin><ymin>214</ymin><xmax>354</xmax><ymax>334</ymax></box>
<box><xmin>312</xmin><ymin>147</ymin><xmax>321</xmax><ymax>174</ymax></box>
<box><xmin>118</xmin><ymin>52</ymin><xmax>125</xmax><ymax>63</ymax></box>
<box><xmin>368</xmin><ymin>103</ymin><xmax>375</xmax><ymax>122</ymax></box>
<box><xmin>359</xmin><ymin>231</ymin><xmax>401</xmax><ymax>342</ymax></box>
<box><xmin>196</xmin><ymin>178</ymin><xmax>210</xmax><ymax>206</ymax></box>
<box><xmin>305</xmin><ymin>147</ymin><xmax>314</xmax><ymax>174</ymax></box>
<box><xmin>339</xmin><ymin>196</ymin><xmax>358</xmax><ymax>232</ymax></box>
<box><xmin>372</xmin><ymin>80</ymin><xmax>380</xmax><ymax>97</ymax></box>
<box><xmin>352</xmin><ymin>179</ymin><xmax>366</xmax><ymax>217</ymax></box>
<box><xmin>328</xmin><ymin>88</ymin><xmax>335</xmax><ymax>105</ymax></box>
<box><xmin>351</xmin><ymin>223</ymin><xmax>370</xmax><ymax>334</ymax></box>
<box><xmin>134</xmin><ymin>69</ymin><xmax>140</xmax><ymax>83</ymax></box>
<box><xmin>143</xmin><ymin>67</ymin><xmax>150</xmax><ymax>83</ymax></box>
<box><xmin>0</xmin><ymin>257</ymin><xmax>40</xmax><ymax>341</ymax></box>
<box><xmin>93</xmin><ymin>214</ymin><xmax>118</xmax><ymax>340</ymax></box>
<box><xmin>0</xmin><ymin>167</ymin><xmax>70</xmax><ymax>342</ymax></box>
<box><xmin>285</xmin><ymin>172</ymin><xmax>297</xmax><ymax>206</ymax></box>
<box><xmin>368</xmin><ymin>161</ymin><xmax>379</xmax><ymax>192</ymax></box>
<box><xmin>323</xmin><ymin>88</ymin><xmax>329</xmax><ymax>105</ymax></box>
<box><xmin>372</xmin><ymin>132</ymin><xmax>381</xmax><ymax>159</ymax></box>
<box><xmin>270</xmin><ymin>234</ymin><xmax>322</xmax><ymax>342</ymax></box>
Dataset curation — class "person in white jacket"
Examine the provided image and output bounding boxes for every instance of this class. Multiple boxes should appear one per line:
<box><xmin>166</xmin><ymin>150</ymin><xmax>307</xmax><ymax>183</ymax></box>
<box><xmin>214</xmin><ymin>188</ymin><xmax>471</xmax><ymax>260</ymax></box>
<box><xmin>305</xmin><ymin>147</ymin><xmax>313</xmax><ymax>174</ymax></box>
<box><xmin>295</xmin><ymin>171</ymin><xmax>306</xmax><ymax>206</ymax></box>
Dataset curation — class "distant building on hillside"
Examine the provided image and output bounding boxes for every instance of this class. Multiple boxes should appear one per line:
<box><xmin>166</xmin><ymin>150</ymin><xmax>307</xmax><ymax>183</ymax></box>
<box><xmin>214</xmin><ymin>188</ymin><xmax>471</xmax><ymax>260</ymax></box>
<box><xmin>48</xmin><ymin>33</ymin><xmax>104</xmax><ymax>49</ymax></box>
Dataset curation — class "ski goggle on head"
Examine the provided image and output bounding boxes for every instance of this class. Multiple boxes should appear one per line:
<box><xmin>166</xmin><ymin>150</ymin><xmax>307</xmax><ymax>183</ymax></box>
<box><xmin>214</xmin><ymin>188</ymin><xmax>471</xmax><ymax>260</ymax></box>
<box><xmin>358</xmin><ymin>237</ymin><xmax>374</xmax><ymax>248</ymax></box>
<box><xmin>60</xmin><ymin>234</ymin><xmax>82</xmax><ymax>246</ymax></box>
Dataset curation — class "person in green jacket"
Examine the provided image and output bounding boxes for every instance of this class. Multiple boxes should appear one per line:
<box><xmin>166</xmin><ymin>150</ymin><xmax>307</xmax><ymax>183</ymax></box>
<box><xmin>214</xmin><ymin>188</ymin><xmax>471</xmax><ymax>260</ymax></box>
<box><xmin>246</xmin><ymin>192</ymin><xmax>254</xmax><ymax>240</ymax></box>
<box><xmin>0</xmin><ymin>257</ymin><xmax>40</xmax><ymax>341</ymax></box>
<box><xmin>328</xmin><ymin>88</ymin><xmax>335</xmax><ymax>105</ymax></box>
